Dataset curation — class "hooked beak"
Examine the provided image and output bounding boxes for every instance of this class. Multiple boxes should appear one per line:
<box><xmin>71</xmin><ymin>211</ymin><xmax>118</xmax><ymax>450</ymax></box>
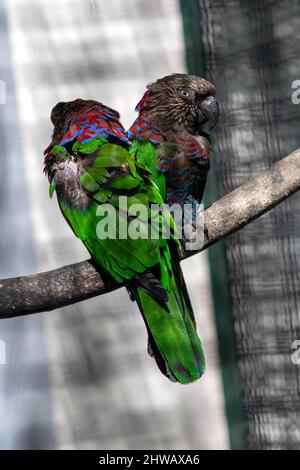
<box><xmin>199</xmin><ymin>95</ymin><xmax>219</xmax><ymax>128</ymax></box>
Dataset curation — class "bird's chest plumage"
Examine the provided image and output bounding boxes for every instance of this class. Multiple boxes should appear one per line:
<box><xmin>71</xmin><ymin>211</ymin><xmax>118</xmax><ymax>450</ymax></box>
<box><xmin>157</xmin><ymin>134</ymin><xmax>210</xmax><ymax>206</ymax></box>
<box><xmin>50</xmin><ymin>159</ymin><xmax>90</xmax><ymax>209</ymax></box>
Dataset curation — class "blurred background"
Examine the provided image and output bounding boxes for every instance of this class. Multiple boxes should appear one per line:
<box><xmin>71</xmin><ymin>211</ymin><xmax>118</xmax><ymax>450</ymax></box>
<box><xmin>0</xmin><ymin>0</ymin><xmax>300</xmax><ymax>450</ymax></box>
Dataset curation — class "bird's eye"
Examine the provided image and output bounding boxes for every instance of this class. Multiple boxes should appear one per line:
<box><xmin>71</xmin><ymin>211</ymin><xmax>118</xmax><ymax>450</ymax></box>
<box><xmin>178</xmin><ymin>88</ymin><xmax>194</xmax><ymax>100</ymax></box>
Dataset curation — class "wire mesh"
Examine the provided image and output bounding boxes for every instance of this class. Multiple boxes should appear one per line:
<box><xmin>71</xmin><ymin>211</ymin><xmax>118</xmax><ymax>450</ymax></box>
<box><xmin>186</xmin><ymin>0</ymin><xmax>300</xmax><ymax>449</ymax></box>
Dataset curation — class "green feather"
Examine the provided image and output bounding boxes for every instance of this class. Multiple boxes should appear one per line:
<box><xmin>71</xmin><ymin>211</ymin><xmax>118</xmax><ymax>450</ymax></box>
<box><xmin>79</xmin><ymin>172</ymin><xmax>100</xmax><ymax>193</ymax></box>
<box><xmin>130</xmin><ymin>139</ymin><xmax>166</xmax><ymax>197</ymax></box>
<box><xmin>137</xmin><ymin>283</ymin><xmax>205</xmax><ymax>384</ymax></box>
<box><xmin>72</xmin><ymin>137</ymin><xmax>107</xmax><ymax>154</ymax></box>
<box><xmin>49</xmin><ymin>181</ymin><xmax>56</xmax><ymax>199</ymax></box>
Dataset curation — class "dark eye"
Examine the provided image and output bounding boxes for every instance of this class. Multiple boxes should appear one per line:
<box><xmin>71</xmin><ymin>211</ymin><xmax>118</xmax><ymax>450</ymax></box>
<box><xmin>178</xmin><ymin>88</ymin><xmax>194</xmax><ymax>100</ymax></box>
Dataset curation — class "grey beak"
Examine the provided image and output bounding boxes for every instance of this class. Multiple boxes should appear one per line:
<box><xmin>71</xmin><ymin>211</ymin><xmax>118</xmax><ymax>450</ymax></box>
<box><xmin>199</xmin><ymin>95</ymin><xmax>219</xmax><ymax>128</ymax></box>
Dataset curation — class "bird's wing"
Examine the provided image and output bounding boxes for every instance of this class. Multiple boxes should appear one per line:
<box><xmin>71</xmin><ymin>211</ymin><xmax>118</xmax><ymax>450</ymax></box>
<box><xmin>45</xmin><ymin>105</ymin><xmax>179</xmax><ymax>290</ymax></box>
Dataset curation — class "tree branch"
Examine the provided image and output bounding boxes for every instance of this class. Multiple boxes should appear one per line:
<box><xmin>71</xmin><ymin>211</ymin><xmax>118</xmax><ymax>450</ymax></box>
<box><xmin>1</xmin><ymin>148</ymin><xmax>300</xmax><ymax>319</ymax></box>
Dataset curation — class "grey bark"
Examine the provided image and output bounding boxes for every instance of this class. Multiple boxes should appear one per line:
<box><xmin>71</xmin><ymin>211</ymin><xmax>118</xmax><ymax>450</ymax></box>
<box><xmin>1</xmin><ymin>148</ymin><xmax>300</xmax><ymax>319</ymax></box>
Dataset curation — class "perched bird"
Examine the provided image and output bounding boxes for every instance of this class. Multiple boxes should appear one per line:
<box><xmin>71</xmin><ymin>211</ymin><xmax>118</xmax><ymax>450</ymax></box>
<box><xmin>127</xmin><ymin>73</ymin><xmax>218</xmax><ymax>379</ymax></box>
<box><xmin>128</xmin><ymin>73</ymin><xmax>218</xmax><ymax>213</ymax></box>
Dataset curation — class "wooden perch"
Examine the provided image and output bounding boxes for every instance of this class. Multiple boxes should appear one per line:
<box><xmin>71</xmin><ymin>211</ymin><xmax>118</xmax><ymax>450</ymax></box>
<box><xmin>1</xmin><ymin>148</ymin><xmax>300</xmax><ymax>320</ymax></box>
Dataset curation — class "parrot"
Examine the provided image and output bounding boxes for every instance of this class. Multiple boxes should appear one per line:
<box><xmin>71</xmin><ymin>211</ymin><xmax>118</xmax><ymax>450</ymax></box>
<box><xmin>128</xmin><ymin>74</ymin><xmax>218</xmax><ymax>213</ymax></box>
<box><xmin>127</xmin><ymin>73</ymin><xmax>218</xmax><ymax>378</ymax></box>
<box><xmin>44</xmin><ymin>72</ymin><xmax>218</xmax><ymax>384</ymax></box>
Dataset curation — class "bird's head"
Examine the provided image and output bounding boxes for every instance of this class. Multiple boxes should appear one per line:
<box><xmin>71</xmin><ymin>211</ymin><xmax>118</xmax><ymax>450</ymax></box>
<box><xmin>50</xmin><ymin>101</ymin><xmax>69</xmax><ymax>129</ymax></box>
<box><xmin>136</xmin><ymin>73</ymin><xmax>218</xmax><ymax>134</ymax></box>
<box><xmin>50</xmin><ymin>98</ymin><xmax>121</xmax><ymax>138</ymax></box>
<box><xmin>50</xmin><ymin>100</ymin><xmax>89</xmax><ymax>138</ymax></box>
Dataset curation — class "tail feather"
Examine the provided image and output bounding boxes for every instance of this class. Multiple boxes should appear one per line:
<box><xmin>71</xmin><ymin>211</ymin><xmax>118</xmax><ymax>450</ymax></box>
<box><xmin>147</xmin><ymin>328</ymin><xmax>177</xmax><ymax>383</ymax></box>
<box><xmin>130</xmin><ymin>263</ymin><xmax>205</xmax><ymax>384</ymax></box>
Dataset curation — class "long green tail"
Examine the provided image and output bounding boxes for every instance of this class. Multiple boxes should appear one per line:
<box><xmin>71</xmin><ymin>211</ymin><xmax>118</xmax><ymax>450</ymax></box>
<box><xmin>133</xmin><ymin>264</ymin><xmax>205</xmax><ymax>384</ymax></box>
